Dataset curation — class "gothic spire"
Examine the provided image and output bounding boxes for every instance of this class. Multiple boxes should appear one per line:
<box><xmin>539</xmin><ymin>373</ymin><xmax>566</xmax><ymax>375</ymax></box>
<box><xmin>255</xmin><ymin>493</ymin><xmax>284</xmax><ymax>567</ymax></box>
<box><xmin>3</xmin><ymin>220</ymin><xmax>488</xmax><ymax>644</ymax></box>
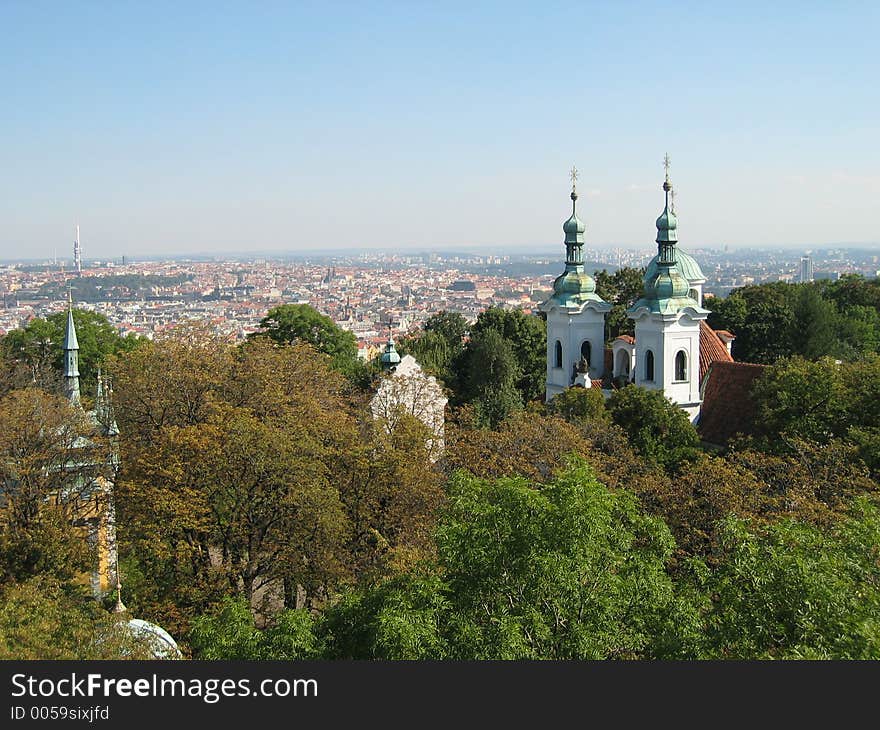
<box><xmin>63</xmin><ymin>289</ymin><xmax>81</xmax><ymax>406</ymax></box>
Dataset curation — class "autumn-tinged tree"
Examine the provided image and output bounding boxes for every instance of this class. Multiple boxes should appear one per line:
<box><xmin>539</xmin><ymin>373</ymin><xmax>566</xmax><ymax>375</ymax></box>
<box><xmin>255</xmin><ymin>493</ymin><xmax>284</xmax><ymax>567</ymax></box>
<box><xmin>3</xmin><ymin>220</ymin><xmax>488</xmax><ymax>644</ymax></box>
<box><xmin>725</xmin><ymin>439</ymin><xmax>879</xmax><ymax>525</ymax></box>
<box><xmin>0</xmin><ymin>577</ymin><xmax>157</xmax><ymax>660</ymax></box>
<box><xmin>546</xmin><ymin>386</ymin><xmax>610</xmax><ymax>429</ymax></box>
<box><xmin>339</xmin><ymin>415</ymin><xmax>445</xmax><ymax>581</ymax></box>
<box><xmin>0</xmin><ymin>388</ymin><xmax>108</xmax><ymax>584</ymax></box>
<box><xmin>113</xmin><ymin>334</ymin><xmax>358</xmax><ymax>629</ymax></box>
<box><xmin>108</xmin><ymin>323</ymin><xmax>232</xmax><ymax>448</ymax></box>
<box><xmin>635</xmin><ymin>454</ymin><xmax>765</xmax><ymax>559</ymax></box>
<box><xmin>111</xmin><ymin>330</ymin><xmax>445</xmax><ymax>634</ymax></box>
<box><xmin>445</xmin><ymin>409</ymin><xmax>593</xmax><ymax>483</ymax></box>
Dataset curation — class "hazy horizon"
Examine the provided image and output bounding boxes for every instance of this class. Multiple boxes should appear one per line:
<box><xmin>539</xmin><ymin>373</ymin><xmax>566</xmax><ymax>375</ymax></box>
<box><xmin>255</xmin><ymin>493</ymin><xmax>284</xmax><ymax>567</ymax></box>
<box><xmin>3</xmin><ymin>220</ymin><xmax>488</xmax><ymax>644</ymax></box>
<box><xmin>1</xmin><ymin>2</ymin><xmax>877</xmax><ymax>260</ymax></box>
<box><xmin>4</xmin><ymin>240</ymin><xmax>879</xmax><ymax>267</ymax></box>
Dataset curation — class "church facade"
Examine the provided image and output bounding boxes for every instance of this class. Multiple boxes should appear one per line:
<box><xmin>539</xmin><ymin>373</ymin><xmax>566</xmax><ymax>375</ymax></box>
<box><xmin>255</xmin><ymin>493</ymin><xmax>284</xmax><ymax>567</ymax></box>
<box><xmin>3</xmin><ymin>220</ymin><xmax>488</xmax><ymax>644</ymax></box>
<box><xmin>541</xmin><ymin>161</ymin><xmax>740</xmax><ymax>426</ymax></box>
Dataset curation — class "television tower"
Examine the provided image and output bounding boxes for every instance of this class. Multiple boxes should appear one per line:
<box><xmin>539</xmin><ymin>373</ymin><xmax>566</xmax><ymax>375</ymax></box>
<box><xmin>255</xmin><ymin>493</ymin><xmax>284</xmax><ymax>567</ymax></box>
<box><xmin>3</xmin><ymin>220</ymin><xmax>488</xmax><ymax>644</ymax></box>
<box><xmin>73</xmin><ymin>224</ymin><xmax>82</xmax><ymax>274</ymax></box>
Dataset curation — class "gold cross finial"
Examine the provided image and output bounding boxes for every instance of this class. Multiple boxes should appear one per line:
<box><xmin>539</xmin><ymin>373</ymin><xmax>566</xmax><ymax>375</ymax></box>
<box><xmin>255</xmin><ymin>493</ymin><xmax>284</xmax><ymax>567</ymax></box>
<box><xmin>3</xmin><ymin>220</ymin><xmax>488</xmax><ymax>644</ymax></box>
<box><xmin>570</xmin><ymin>165</ymin><xmax>579</xmax><ymax>192</ymax></box>
<box><xmin>663</xmin><ymin>153</ymin><xmax>671</xmax><ymax>181</ymax></box>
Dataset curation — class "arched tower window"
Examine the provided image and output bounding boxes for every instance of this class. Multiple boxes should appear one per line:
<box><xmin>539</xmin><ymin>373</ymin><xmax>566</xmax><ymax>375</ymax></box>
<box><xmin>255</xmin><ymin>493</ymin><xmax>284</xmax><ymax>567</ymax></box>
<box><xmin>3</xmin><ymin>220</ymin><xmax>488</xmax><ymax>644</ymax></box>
<box><xmin>645</xmin><ymin>350</ymin><xmax>655</xmax><ymax>382</ymax></box>
<box><xmin>554</xmin><ymin>340</ymin><xmax>563</xmax><ymax>369</ymax></box>
<box><xmin>615</xmin><ymin>349</ymin><xmax>629</xmax><ymax>376</ymax></box>
<box><xmin>675</xmin><ymin>350</ymin><xmax>688</xmax><ymax>382</ymax></box>
<box><xmin>688</xmin><ymin>288</ymin><xmax>699</xmax><ymax>301</ymax></box>
<box><xmin>580</xmin><ymin>340</ymin><xmax>591</xmax><ymax>366</ymax></box>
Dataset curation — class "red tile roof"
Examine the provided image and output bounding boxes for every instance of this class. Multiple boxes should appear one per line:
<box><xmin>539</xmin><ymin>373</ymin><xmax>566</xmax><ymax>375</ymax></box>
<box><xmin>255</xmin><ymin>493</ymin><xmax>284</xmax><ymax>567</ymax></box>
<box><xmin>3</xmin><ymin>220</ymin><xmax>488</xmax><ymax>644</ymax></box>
<box><xmin>614</xmin><ymin>335</ymin><xmax>635</xmax><ymax>344</ymax></box>
<box><xmin>698</xmin><ymin>361</ymin><xmax>767</xmax><ymax>445</ymax></box>
<box><xmin>699</xmin><ymin>320</ymin><xmax>734</xmax><ymax>383</ymax></box>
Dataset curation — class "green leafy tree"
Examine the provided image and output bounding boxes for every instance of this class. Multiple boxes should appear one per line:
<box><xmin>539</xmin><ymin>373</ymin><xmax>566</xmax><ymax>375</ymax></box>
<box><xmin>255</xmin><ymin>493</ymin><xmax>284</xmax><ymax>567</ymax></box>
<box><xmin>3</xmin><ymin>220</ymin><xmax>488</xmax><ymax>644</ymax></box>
<box><xmin>594</xmin><ymin>267</ymin><xmax>645</xmax><ymax>341</ymax></box>
<box><xmin>467</xmin><ymin>307</ymin><xmax>546</xmax><ymax>403</ymax></box>
<box><xmin>698</xmin><ymin>500</ymin><xmax>880</xmax><ymax>659</ymax></box>
<box><xmin>836</xmin><ymin>304</ymin><xmax>880</xmax><ymax>357</ymax></box>
<box><xmin>423</xmin><ymin>311</ymin><xmax>468</xmax><ymax>349</ymax></box>
<box><xmin>824</xmin><ymin>274</ymin><xmax>880</xmax><ymax>312</ymax></box>
<box><xmin>254</xmin><ymin>303</ymin><xmax>359</xmax><ymax>376</ymax></box>
<box><xmin>188</xmin><ymin>596</ymin><xmax>320</xmax><ymax>660</ymax></box>
<box><xmin>398</xmin><ymin>330</ymin><xmax>452</xmax><ymax>381</ymax></box>
<box><xmin>323</xmin><ymin>462</ymin><xmax>700</xmax><ymax>659</ymax></box>
<box><xmin>792</xmin><ymin>285</ymin><xmax>839</xmax><ymax>359</ymax></box>
<box><xmin>750</xmin><ymin>356</ymin><xmax>848</xmax><ymax>445</ymax></box>
<box><xmin>321</xmin><ymin>571</ymin><xmax>449</xmax><ymax>660</ymax></box>
<box><xmin>2</xmin><ymin>309</ymin><xmax>142</xmax><ymax>395</ymax></box>
<box><xmin>457</xmin><ymin>329</ymin><xmax>523</xmax><ymax>427</ymax></box>
<box><xmin>606</xmin><ymin>386</ymin><xmax>701</xmax><ymax>470</ymax></box>
<box><xmin>707</xmin><ymin>282</ymin><xmax>796</xmax><ymax>363</ymax></box>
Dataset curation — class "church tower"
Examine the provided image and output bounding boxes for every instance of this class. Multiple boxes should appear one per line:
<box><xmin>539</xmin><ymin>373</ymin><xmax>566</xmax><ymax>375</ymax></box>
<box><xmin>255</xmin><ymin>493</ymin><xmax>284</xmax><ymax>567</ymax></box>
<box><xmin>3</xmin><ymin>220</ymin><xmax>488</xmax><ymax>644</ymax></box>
<box><xmin>63</xmin><ymin>291</ymin><xmax>81</xmax><ymax>406</ymax></box>
<box><xmin>540</xmin><ymin>168</ymin><xmax>611</xmax><ymax>401</ymax></box>
<box><xmin>627</xmin><ymin>156</ymin><xmax>709</xmax><ymax>421</ymax></box>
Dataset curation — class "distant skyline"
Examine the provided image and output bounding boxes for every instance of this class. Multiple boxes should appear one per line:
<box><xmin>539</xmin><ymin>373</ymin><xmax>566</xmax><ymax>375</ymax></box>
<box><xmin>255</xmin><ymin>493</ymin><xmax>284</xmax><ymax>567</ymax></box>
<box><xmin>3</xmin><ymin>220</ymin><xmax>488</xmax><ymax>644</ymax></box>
<box><xmin>1</xmin><ymin>1</ymin><xmax>878</xmax><ymax>259</ymax></box>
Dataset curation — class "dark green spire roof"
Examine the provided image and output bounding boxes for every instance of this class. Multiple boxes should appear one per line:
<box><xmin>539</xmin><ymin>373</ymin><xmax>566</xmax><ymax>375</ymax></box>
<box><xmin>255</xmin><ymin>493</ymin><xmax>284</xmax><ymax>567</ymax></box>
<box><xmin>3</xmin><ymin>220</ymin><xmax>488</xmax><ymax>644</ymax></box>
<box><xmin>629</xmin><ymin>156</ymin><xmax>707</xmax><ymax>316</ymax></box>
<box><xmin>380</xmin><ymin>338</ymin><xmax>401</xmax><ymax>368</ymax></box>
<box><xmin>546</xmin><ymin>169</ymin><xmax>606</xmax><ymax>308</ymax></box>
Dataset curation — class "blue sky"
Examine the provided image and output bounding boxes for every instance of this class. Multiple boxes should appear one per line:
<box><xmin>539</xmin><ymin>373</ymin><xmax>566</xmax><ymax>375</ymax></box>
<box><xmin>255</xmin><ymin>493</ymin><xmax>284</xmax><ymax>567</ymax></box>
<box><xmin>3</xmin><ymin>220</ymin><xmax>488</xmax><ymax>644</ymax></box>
<box><xmin>1</xmin><ymin>1</ymin><xmax>877</xmax><ymax>259</ymax></box>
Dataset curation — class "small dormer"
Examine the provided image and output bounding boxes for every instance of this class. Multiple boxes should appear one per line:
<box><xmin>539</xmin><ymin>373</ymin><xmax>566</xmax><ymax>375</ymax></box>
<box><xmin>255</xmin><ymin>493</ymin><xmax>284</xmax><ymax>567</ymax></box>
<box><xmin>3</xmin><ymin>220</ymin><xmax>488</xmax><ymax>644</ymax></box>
<box><xmin>714</xmin><ymin>330</ymin><xmax>736</xmax><ymax>356</ymax></box>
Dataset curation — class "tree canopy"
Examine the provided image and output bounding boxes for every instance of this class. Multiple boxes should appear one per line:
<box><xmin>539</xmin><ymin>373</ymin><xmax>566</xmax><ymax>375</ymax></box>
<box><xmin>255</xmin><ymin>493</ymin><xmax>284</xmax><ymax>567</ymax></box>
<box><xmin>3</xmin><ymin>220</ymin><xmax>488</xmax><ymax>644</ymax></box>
<box><xmin>1</xmin><ymin>309</ymin><xmax>143</xmax><ymax>396</ymax></box>
<box><xmin>253</xmin><ymin>303</ymin><xmax>361</xmax><ymax>379</ymax></box>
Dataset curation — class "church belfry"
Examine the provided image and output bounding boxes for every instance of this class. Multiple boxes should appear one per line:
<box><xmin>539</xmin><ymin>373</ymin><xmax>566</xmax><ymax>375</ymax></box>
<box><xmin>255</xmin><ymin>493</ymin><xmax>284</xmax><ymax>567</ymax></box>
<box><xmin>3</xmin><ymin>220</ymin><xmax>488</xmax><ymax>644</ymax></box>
<box><xmin>540</xmin><ymin>168</ymin><xmax>611</xmax><ymax>401</ymax></box>
<box><xmin>64</xmin><ymin>290</ymin><xmax>81</xmax><ymax>406</ymax></box>
<box><xmin>627</xmin><ymin>155</ymin><xmax>709</xmax><ymax>421</ymax></box>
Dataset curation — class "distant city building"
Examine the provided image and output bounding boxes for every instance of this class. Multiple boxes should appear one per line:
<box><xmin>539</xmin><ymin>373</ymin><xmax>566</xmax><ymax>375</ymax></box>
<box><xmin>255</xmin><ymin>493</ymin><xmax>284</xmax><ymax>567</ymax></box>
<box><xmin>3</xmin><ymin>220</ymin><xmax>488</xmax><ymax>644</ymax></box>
<box><xmin>449</xmin><ymin>280</ymin><xmax>476</xmax><ymax>291</ymax></box>
<box><xmin>814</xmin><ymin>271</ymin><xmax>840</xmax><ymax>281</ymax></box>
<box><xmin>799</xmin><ymin>255</ymin><xmax>814</xmax><ymax>283</ymax></box>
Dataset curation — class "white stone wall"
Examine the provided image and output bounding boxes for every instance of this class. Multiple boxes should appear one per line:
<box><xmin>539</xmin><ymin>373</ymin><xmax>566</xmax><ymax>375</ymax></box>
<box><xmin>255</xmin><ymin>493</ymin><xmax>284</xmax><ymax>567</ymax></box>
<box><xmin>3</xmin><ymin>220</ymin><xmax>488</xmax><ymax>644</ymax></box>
<box><xmin>632</xmin><ymin>310</ymin><xmax>705</xmax><ymax>423</ymax></box>
<box><xmin>544</xmin><ymin>302</ymin><xmax>609</xmax><ymax>402</ymax></box>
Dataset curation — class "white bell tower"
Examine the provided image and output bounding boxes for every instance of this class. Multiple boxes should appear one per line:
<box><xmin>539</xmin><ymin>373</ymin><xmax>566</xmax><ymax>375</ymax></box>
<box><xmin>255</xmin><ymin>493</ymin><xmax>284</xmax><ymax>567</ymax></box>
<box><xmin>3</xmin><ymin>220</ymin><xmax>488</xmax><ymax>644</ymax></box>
<box><xmin>627</xmin><ymin>155</ymin><xmax>709</xmax><ymax>422</ymax></box>
<box><xmin>540</xmin><ymin>168</ymin><xmax>611</xmax><ymax>402</ymax></box>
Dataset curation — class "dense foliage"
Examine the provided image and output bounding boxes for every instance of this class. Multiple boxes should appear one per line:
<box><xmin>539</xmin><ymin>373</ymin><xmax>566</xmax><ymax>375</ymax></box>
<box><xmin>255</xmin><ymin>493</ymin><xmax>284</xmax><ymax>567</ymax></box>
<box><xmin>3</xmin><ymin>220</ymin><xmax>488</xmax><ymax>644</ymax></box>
<box><xmin>707</xmin><ymin>275</ymin><xmax>880</xmax><ymax>363</ymax></box>
<box><xmin>1</xmin><ymin>281</ymin><xmax>880</xmax><ymax>660</ymax></box>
